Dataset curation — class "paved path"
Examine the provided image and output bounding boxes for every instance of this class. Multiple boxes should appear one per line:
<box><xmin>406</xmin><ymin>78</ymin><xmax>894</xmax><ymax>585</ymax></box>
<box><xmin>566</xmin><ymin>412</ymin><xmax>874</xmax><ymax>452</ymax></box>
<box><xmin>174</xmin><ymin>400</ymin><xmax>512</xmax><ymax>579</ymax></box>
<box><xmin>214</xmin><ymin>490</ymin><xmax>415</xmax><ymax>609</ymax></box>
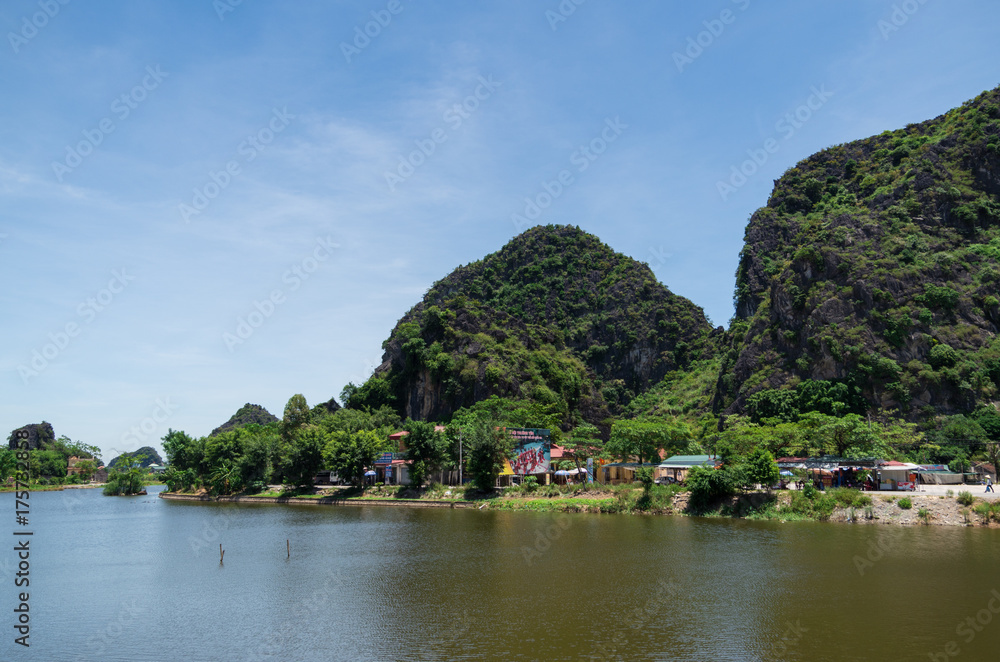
<box><xmin>784</xmin><ymin>482</ymin><xmax>1000</xmax><ymax>500</ymax></box>
<box><xmin>905</xmin><ymin>483</ymin><xmax>1000</xmax><ymax>500</ymax></box>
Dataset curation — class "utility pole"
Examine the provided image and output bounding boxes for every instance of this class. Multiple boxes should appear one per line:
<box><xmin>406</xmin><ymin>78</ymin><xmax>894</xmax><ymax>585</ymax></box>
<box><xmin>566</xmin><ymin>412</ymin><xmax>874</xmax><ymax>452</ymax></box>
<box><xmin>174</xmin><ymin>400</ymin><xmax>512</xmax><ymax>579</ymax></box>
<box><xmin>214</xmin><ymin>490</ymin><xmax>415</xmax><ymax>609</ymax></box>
<box><xmin>458</xmin><ymin>432</ymin><xmax>463</xmax><ymax>485</ymax></box>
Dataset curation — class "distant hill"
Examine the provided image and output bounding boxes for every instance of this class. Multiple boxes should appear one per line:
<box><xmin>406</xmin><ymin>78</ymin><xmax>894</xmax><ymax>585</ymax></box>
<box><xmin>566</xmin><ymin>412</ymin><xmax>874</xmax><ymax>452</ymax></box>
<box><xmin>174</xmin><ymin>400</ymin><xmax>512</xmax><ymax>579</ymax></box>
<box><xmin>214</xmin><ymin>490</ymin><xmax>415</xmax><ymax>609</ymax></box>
<box><xmin>351</xmin><ymin>225</ymin><xmax>718</xmax><ymax>426</ymax></box>
<box><xmin>7</xmin><ymin>422</ymin><xmax>55</xmax><ymax>450</ymax></box>
<box><xmin>108</xmin><ymin>446</ymin><xmax>163</xmax><ymax>469</ymax></box>
<box><xmin>210</xmin><ymin>403</ymin><xmax>279</xmax><ymax>436</ymax></box>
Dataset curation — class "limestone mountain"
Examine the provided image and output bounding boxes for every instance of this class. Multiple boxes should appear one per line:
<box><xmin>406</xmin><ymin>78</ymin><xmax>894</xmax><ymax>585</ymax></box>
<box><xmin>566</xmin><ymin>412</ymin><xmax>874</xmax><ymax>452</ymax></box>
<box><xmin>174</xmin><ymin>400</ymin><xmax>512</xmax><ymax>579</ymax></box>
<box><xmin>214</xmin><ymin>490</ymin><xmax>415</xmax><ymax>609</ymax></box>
<box><xmin>718</xmin><ymin>85</ymin><xmax>1000</xmax><ymax>420</ymax></box>
<box><xmin>210</xmin><ymin>403</ymin><xmax>279</xmax><ymax>436</ymax></box>
<box><xmin>7</xmin><ymin>422</ymin><xmax>55</xmax><ymax>450</ymax></box>
<box><xmin>107</xmin><ymin>446</ymin><xmax>163</xmax><ymax>468</ymax></box>
<box><xmin>352</xmin><ymin>225</ymin><xmax>718</xmax><ymax>427</ymax></box>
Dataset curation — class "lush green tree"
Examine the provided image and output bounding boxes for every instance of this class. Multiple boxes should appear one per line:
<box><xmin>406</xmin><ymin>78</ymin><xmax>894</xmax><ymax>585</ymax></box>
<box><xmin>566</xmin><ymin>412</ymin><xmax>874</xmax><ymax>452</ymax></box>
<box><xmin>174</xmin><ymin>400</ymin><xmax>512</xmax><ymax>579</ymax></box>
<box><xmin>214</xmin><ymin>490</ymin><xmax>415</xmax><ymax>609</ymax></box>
<box><xmin>685</xmin><ymin>466</ymin><xmax>736</xmax><ymax>510</ymax></box>
<box><xmin>324</xmin><ymin>429</ymin><xmax>387</xmax><ymax>488</ymax></box>
<box><xmin>930</xmin><ymin>415</ymin><xmax>988</xmax><ymax>458</ymax></box>
<box><xmin>204</xmin><ymin>430</ymin><xmax>244</xmax><ymax>471</ymax></box>
<box><xmin>74</xmin><ymin>458</ymin><xmax>98</xmax><ymax>481</ymax></box>
<box><xmin>162</xmin><ymin>429</ymin><xmax>203</xmax><ymax>472</ymax></box>
<box><xmin>103</xmin><ymin>453</ymin><xmax>146</xmax><ymax>496</ymax></box>
<box><xmin>320</xmin><ymin>406</ymin><xmax>401</xmax><ymax>435</ymax></box>
<box><xmin>279</xmin><ymin>426</ymin><xmax>326</xmax><ymax>487</ymax></box>
<box><xmin>949</xmin><ymin>451</ymin><xmax>972</xmax><ymax>474</ymax></box>
<box><xmin>972</xmin><ymin>406</ymin><xmax>1000</xmax><ymax>441</ymax></box>
<box><xmin>281</xmin><ymin>394</ymin><xmax>311</xmax><ymax>438</ymax></box>
<box><xmin>746</xmin><ymin>388</ymin><xmax>799</xmax><ymax>423</ymax></box>
<box><xmin>450</xmin><ymin>396</ymin><xmax>563</xmax><ymax>438</ymax></box>
<box><xmin>29</xmin><ymin>449</ymin><xmax>67</xmax><ymax>480</ymax></box>
<box><xmin>743</xmin><ymin>448</ymin><xmax>780</xmax><ymax>492</ymax></box>
<box><xmin>463</xmin><ymin>419</ymin><xmax>513</xmax><ymax>491</ymax></box>
<box><xmin>561</xmin><ymin>422</ymin><xmax>604</xmax><ymax>481</ymax></box>
<box><xmin>607</xmin><ymin>419</ymin><xmax>690</xmax><ymax>464</ymax></box>
<box><xmin>237</xmin><ymin>424</ymin><xmax>280</xmax><ymax>487</ymax></box>
<box><xmin>985</xmin><ymin>442</ymin><xmax>1000</xmax><ymax>481</ymax></box>
<box><xmin>162</xmin><ymin>466</ymin><xmax>198</xmax><ymax>492</ymax></box>
<box><xmin>339</xmin><ymin>382</ymin><xmax>359</xmax><ymax>409</ymax></box>
<box><xmin>403</xmin><ymin>420</ymin><xmax>449</xmax><ymax>487</ymax></box>
<box><xmin>0</xmin><ymin>449</ymin><xmax>16</xmax><ymax>483</ymax></box>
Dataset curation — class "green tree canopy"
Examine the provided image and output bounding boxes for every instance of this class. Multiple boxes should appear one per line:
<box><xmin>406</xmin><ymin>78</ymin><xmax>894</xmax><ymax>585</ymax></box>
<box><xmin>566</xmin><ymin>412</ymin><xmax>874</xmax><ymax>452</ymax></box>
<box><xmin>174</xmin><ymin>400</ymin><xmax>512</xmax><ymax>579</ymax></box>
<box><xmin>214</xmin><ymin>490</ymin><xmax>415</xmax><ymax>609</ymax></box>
<box><xmin>460</xmin><ymin>419</ymin><xmax>513</xmax><ymax>492</ymax></box>
<box><xmin>402</xmin><ymin>420</ymin><xmax>449</xmax><ymax>487</ymax></box>
<box><xmin>324</xmin><ymin>429</ymin><xmax>388</xmax><ymax>488</ymax></box>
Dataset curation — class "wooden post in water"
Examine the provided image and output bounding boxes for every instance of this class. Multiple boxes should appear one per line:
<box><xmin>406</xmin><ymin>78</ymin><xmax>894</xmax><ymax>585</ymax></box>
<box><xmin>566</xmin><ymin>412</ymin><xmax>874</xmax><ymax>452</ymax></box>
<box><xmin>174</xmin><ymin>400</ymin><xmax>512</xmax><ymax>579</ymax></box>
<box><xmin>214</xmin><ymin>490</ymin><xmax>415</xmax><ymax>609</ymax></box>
<box><xmin>220</xmin><ymin>543</ymin><xmax>224</xmax><ymax>563</ymax></box>
<box><xmin>287</xmin><ymin>539</ymin><xmax>290</xmax><ymax>558</ymax></box>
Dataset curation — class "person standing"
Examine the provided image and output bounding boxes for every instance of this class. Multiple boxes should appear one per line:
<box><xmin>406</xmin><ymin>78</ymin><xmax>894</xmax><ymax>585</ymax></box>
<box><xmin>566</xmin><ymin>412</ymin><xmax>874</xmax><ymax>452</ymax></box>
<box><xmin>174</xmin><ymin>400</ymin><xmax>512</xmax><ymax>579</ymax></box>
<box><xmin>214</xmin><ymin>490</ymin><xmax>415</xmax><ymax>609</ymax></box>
<box><xmin>986</xmin><ymin>475</ymin><xmax>995</xmax><ymax>493</ymax></box>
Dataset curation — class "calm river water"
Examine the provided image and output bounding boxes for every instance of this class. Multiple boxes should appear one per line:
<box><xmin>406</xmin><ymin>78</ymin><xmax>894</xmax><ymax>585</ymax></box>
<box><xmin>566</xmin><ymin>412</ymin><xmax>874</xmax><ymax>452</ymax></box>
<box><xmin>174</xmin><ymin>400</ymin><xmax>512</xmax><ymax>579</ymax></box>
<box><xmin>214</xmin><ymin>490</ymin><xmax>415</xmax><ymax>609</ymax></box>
<box><xmin>2</xmin><ymin>486</ymin><xmax>998</xmax><ymax>661</ymax></box>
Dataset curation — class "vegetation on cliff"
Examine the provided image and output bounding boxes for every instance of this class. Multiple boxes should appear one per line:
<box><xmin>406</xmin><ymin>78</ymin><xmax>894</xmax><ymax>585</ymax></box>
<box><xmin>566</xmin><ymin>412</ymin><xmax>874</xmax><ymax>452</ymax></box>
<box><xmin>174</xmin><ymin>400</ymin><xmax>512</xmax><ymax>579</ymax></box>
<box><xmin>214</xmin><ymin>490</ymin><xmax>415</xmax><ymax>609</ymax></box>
<box><xmin>347</xmin><ymin>224</ymin><xmax>718</xmax><ymax>430</ymax></box>
<box><xmin>722</xmin><ymin>86</ymin><xmax>1000</xmax><ymax>423</ymax></box>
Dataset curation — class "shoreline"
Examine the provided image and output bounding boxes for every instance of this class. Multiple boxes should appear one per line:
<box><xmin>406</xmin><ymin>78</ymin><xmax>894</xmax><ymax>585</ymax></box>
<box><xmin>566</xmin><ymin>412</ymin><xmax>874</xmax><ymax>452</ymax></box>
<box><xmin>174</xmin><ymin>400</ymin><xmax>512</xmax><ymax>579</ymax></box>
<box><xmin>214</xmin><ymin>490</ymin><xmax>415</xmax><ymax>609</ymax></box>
<box><xmin>159</xmin><ymin>492</ymin><xmax>477</xmax><ymax>508</ymax></box>
<box><xmin>158</xmin><ymin>490</ymin><xmax>1000</xmax><ymax>527</ymax></box>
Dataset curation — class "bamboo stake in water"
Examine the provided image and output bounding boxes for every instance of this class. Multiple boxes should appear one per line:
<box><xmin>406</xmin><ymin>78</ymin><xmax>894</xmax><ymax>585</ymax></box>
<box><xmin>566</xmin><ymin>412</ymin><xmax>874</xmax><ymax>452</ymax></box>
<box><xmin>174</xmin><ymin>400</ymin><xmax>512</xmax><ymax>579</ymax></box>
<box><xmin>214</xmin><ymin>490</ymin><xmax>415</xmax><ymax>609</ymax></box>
<box><xmin>220</xmin><ymin>543</ymin><xmax>224</xmax><ymax>563</ymax></box>
<box><xmin>287</xmin><ymin>539</ymin><xmax>290</xmax><ymax>558</ymax></box>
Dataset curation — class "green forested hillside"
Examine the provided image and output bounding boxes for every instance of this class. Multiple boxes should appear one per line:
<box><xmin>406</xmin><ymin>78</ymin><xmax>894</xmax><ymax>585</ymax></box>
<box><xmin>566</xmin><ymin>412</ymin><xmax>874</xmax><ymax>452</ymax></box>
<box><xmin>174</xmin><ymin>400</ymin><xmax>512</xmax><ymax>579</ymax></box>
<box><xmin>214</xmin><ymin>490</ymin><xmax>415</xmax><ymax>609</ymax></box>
<box><xmin>349</xmin><ymin>225</ymin><xmax>718</xmax><ymax>428</ymax></box>
<box><xmin>720</xmin><ymin>85</ymin><xmax>1000</xmax><ymax>420</ymax></box>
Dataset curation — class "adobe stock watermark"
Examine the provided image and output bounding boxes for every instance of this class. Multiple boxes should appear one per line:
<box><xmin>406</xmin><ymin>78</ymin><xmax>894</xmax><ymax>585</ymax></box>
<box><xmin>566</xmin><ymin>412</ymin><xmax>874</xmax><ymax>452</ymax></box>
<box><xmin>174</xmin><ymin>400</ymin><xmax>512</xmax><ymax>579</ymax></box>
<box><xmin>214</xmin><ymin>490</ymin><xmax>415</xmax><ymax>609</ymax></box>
<box><xmin>7</xmin><ymin>0</ymin><xmax>71</xmax><ymax>54</ymax></box>
<box><xmin>340</xmin><ymin>0</ymin><xmax>406</xmax><ymax>64</ymax></box>
<box><xmin>70</xmin><ymin>598</ymin><xmax>146</xmax><ymax>662</ymax></box>
<box><xmin>52</xmin><ymin>65</ymin><xmax>168</xmax><ymax>182</ymax></box>
<box><xmin>119</xmin><ymin>398</ymin><xmax>178</xmax><ymax>448</ymax></box>
<box><xmin>928</xmin><ymin>589</ymin><xmax>1000</xmax><ymax>660</ymax></box>
<box><xmin>223</xmin><ymin>236</ymin><xmax>339</xmax><ymax>351</ymax></box>
<box><xmin>178</xmin><ymin>107</ymin><xmax>295</xmax><ymax>223</ymax></box>
<box><xmin>647</xmin><ymin>246</ymin><xmax>672</xmax><ymax>273</ymax></box>
<box><xmin>384</xmin><ymin>74</ymin><xmax>502</xmax><ymax>192</ymax></box>
<box><xmin>246</xmin><ymin>570</ymin><xmax>346</xmax><ymax>662</ymax></box>
<box><xmin>511</xmin><ymin>116</ymin><xmax>627</xmax><ymax>232</ymax></box>
<box><xmin>590</xmin><ymin>578</ymin><xmax>681</xmax><ymax>660</ymax></box>
<box><xmin>673</xmin><ymin>0</ymin><xmax>751</xmax><ymax>73</ymax></box>
<box><xmin>878</xmin><ymin>0</ymin><xmax>932</xmax><ymax>40</ymax></box>
<box><xmin>17</xmin><ymin>269</ymin><xmax>135</xmax><ymax>384</ymax></box>
<box><xmin>716</xmin><ymin>84</ymin><xmax>834</xmax><ymax>202</ymax></box>
<box><xmin>521</xmin><ymin>514</ymin><xmax>571</xmax><ymax>565</ymax></box>
<box><xmin>345</xmin><ymin>353</ymin><xmax>385</xmax><ymax>392</ymax></box>
<box><xmin>188</xmin><ymin>509</ymin><xmax>240</xmax><ymax>557</ymax></box>
<box><xmin>771</xmin><ymin>620</ymin><xmax>810</xmax><ymax>657</ymax></box>
<box><xmin>213</xmin><ymin>0</ymin><xmax>244</xmax><ymax>21</ymax></box>
<box><xmin>545</xmin><ymin>0</ymin><xmax>587</xmax><ymax>31</ymax></box>
<box><xmin>852</xmin><ymin>534</ymin><xmax>896</xmax><ymax>576</ymax></box>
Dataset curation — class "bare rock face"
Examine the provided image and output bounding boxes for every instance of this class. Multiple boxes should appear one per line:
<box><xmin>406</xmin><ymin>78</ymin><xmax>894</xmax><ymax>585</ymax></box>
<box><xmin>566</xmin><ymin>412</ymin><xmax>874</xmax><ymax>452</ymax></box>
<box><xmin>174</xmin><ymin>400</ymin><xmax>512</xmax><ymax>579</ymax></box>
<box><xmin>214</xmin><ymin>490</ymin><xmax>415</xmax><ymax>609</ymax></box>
<box><xmin>7</xmin><ymin>422</ymin><xmax>55</xmax><ymax>450</ymax></box>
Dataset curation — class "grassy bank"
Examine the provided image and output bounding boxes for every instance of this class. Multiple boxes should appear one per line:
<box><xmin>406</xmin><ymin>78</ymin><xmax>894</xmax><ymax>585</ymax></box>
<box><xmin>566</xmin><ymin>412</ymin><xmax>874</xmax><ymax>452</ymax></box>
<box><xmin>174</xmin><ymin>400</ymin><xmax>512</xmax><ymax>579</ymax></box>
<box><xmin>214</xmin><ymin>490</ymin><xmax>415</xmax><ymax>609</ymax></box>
<box><xmin>161</xmin><ymin>483</ymin><xmax>1000</xmax><ymax>527</ymax></box>
<box><xmin>0</xmin><ymin>484</ymin><xmax>68</xmax><ymax>492</ymax></box>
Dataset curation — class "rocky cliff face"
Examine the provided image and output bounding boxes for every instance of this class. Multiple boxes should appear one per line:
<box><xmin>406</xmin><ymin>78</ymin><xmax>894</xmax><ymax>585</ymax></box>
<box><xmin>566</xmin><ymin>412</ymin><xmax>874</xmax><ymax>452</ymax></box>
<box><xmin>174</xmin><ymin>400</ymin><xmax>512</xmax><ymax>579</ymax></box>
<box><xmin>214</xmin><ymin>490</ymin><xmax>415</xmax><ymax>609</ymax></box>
<box><xmin>7</xmin><ymin>422</ymin><xmax>55</xmax><ymax>450</ymax></box>
<box><xmin>717</xmin><ymin>86</ymin><xmax>1000</xmax><ymax>420</ymax></box>
<box><xmin>355</xmin><ymin>225</ymin><xmax>717</xmax><ymax>425</ymax></box>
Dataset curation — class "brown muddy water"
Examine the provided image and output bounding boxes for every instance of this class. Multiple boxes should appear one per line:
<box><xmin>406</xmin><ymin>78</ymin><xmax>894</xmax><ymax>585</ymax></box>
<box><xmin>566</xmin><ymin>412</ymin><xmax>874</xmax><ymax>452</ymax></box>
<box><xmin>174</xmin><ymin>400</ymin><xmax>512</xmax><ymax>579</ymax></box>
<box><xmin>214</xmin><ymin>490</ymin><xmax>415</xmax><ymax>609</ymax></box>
<box><xmin>5</xmin><ymin>485</ymin><xmax>999</xmax><ymax>661</ymax></box>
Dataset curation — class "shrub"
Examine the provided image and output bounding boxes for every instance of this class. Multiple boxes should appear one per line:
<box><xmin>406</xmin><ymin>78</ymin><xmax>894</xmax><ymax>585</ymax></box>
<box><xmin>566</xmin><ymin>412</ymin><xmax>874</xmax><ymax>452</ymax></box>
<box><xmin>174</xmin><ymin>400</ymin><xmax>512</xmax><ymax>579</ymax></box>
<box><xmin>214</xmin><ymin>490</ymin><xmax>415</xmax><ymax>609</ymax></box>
<box><xmin>685</xmin><ymin>466</ymin><xmax>736</xmax><ymax>511</ymax></box>
<box><xmin>829</xmin><ymin>487</ymin><xmax>872</xmax><ymax>508</ymax></box>
<box><xmin>898</xmin><ymin>497</ymin><xmax>912</xmax><ymax>510</ymax></box>
<box><xmin>957</xmin><ymin>490</ymin><xmax>975</xmax><ymax>506</ymax></box>
<box><xmin>929</xmin><ymin>344</ymin><xmax>959</xmax><ymax>369</ymax></box>
<box><xmin>917</xmin><ymin>508</ymin><xmax>930</xmax><ymax>524</ymax></box>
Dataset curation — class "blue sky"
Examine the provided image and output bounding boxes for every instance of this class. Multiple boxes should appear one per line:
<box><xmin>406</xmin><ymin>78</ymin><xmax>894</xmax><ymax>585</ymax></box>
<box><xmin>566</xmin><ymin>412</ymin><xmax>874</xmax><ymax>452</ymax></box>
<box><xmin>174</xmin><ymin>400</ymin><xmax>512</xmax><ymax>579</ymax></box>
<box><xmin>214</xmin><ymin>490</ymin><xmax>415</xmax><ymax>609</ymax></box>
<box><xmin>2</xmin><ymin>0</ymin><xmax>998</xmax><ymax>463</ymax></box>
